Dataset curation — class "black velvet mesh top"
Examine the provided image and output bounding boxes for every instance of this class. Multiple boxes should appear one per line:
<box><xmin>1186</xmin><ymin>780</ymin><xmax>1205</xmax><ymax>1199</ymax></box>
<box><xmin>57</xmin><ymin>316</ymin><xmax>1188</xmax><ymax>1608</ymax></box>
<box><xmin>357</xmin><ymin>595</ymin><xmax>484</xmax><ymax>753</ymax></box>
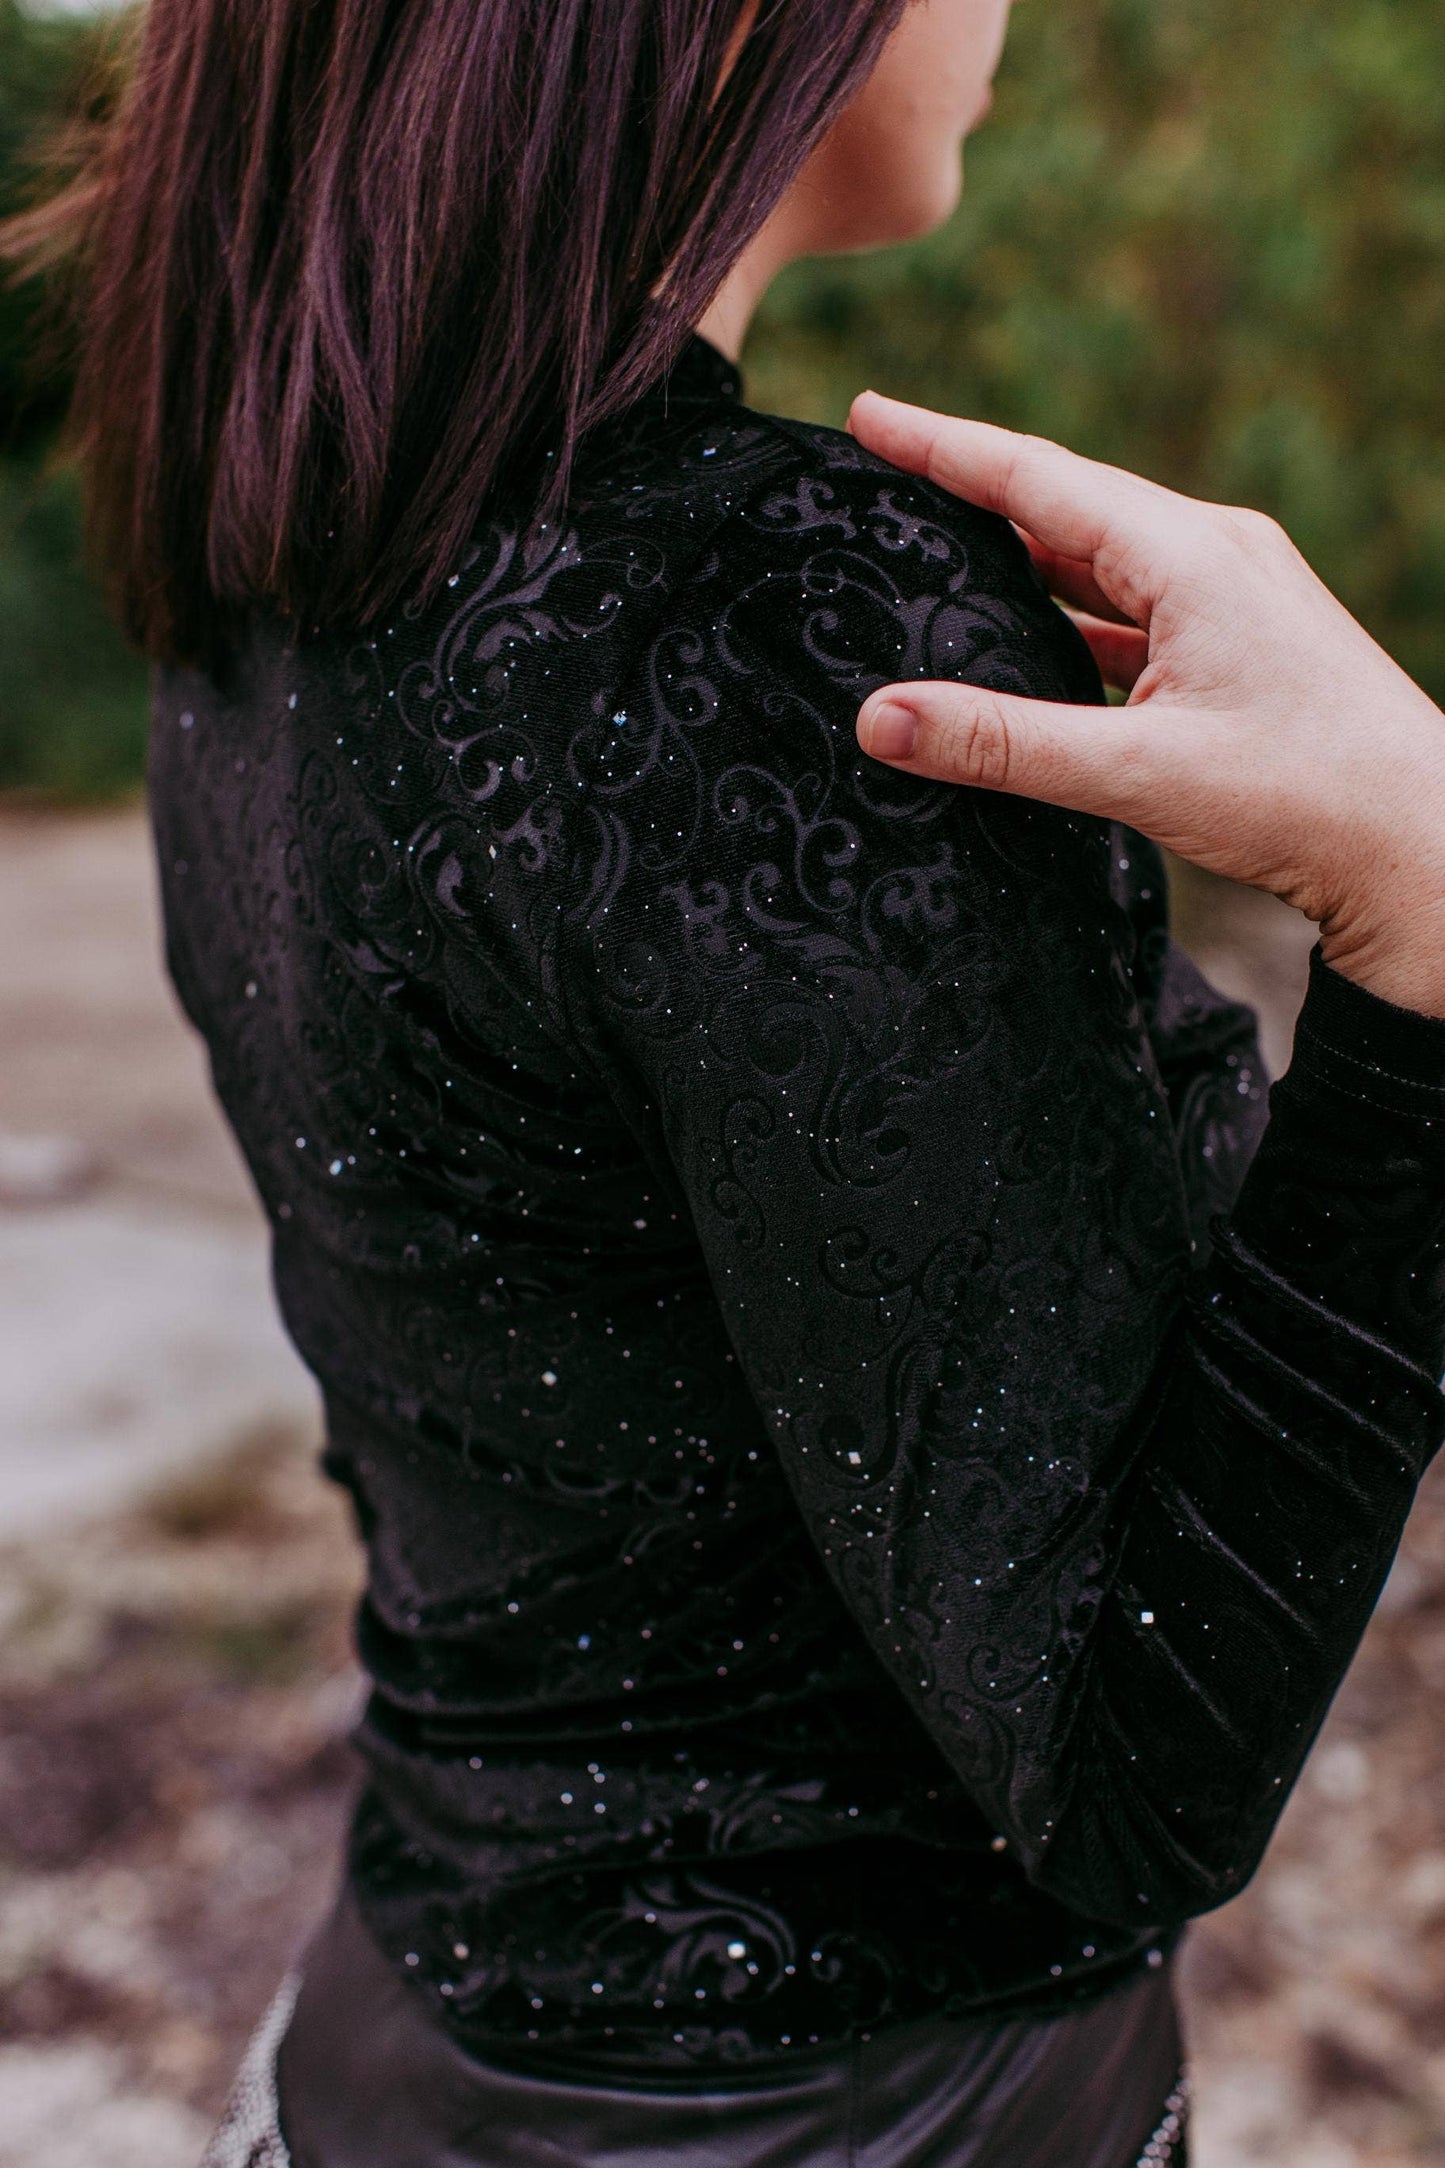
<box><xmin>149</xmin><ymin>334</ymin><xmax>1445</xmax><ymax>2082</ymax></box>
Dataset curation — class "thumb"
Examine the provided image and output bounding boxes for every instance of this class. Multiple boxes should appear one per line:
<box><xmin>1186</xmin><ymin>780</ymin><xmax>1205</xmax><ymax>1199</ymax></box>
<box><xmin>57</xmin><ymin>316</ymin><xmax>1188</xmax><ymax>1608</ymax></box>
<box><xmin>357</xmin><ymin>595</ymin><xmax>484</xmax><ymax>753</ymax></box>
<box><xmin>856</xmin><ymin>680</ymin><xmax>1180</xmax><ymax>831</ymax></box>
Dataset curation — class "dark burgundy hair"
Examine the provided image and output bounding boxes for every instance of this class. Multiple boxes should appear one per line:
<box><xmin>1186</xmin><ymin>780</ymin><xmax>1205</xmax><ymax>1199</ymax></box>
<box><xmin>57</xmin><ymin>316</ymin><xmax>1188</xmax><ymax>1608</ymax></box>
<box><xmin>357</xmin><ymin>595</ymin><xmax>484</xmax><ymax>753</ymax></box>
<box><xmin>15</xmin><ymin>0</ymin><xmax>907</xmax><ymax>662</ymax></box>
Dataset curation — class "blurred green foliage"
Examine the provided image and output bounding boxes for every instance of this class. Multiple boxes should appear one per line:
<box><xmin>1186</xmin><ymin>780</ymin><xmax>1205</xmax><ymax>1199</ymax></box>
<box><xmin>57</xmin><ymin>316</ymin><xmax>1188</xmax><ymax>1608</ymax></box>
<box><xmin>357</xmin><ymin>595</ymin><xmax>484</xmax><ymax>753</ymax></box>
<box><xmin>0</xmin><ymin>455</ymin><xmax>148</xmax><ymax>795</ymax></box>
<box><xmin>2</xmin><ymin>0</ymin><xmax>1444</xmax><ymax>797</ymax></box>
<box><xmin>0</xmin><ymin>0</ymin><xmax>146</xmax><ymax>800</ymax></box>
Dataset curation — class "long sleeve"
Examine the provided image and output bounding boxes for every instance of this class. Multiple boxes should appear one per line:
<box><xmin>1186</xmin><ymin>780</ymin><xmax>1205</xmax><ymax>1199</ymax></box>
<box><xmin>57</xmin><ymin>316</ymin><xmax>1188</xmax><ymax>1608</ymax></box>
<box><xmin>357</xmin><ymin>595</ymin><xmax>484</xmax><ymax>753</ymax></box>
<box><xmin>1110</xmin><ymin>829</ymin><xmax>1271</xmax><ymax>1247</ymax></box>
<box><xmin>560</xmin><ymin>442</ymin><xmax>1445</xmax><ymax>1931</ymax></box>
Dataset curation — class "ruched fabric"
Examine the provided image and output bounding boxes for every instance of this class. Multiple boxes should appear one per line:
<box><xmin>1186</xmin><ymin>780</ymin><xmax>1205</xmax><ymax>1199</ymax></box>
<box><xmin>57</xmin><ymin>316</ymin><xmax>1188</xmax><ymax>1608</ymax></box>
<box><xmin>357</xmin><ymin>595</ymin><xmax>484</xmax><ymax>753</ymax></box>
<box><xmin>254</xmin><ymin>1888</ymin><xmax>1187</xmax><ymax>2168</ymax></box>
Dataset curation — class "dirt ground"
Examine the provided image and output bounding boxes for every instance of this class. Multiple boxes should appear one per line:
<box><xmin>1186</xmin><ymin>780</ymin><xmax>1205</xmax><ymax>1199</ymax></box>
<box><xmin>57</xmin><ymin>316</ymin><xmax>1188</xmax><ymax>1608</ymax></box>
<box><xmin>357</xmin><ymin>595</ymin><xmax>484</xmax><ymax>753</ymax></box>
<box><xmin>2</xmin><ymin>806</ymin><xmax>1444</xmax><ymax>2166</ymax></box>
<box><xmin>0</xmin><ymin>811</ymin><xmax>316</xmax><ymax>1538</ymax></box>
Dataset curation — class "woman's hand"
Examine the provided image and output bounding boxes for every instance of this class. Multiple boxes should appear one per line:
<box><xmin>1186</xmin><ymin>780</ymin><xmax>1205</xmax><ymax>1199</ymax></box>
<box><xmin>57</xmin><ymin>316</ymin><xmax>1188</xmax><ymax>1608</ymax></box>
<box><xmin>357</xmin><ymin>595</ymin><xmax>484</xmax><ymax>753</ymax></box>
<box><xmin>850</xmin><ymin>392</ymin><xmax>1445</xmax><ymax>1018</ymax></box>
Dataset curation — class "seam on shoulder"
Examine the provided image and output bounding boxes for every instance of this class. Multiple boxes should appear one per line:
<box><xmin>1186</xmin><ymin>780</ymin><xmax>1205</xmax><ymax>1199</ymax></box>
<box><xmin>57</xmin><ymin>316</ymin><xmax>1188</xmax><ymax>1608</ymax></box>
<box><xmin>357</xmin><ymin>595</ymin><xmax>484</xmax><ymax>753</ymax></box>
<box><xmin>757</xmin><ymin>407</ymin><xmax>1014</xmax><ymax>533</ymax></box>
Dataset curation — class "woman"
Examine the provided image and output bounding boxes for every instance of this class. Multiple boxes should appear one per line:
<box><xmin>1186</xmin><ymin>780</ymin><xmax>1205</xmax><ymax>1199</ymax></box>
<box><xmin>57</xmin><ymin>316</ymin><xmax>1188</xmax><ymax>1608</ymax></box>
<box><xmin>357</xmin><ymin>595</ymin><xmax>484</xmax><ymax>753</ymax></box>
<box><xmin>16</xmin><ymin>0</ymin><xmax>1445</xmax><ymax>2161</ymax></box>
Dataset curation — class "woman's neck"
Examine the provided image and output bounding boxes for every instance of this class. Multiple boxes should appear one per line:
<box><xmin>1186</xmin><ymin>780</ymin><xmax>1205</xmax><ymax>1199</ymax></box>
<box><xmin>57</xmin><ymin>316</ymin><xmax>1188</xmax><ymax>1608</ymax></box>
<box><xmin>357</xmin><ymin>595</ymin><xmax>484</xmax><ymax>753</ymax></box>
<box><xmin>694</xmin><ymin>203</ymin><xmax>801</xmax><ymax>362</ymax></box>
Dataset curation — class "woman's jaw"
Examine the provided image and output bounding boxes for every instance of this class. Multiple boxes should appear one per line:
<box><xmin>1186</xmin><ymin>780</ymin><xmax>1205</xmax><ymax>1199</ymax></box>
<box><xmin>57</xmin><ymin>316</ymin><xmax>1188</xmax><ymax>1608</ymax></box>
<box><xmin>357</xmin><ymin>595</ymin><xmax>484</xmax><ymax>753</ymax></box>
<box><xmin>698</xmin><ymin>0</ymin><xmax>1013</xmax><ymax>361</ymax></box>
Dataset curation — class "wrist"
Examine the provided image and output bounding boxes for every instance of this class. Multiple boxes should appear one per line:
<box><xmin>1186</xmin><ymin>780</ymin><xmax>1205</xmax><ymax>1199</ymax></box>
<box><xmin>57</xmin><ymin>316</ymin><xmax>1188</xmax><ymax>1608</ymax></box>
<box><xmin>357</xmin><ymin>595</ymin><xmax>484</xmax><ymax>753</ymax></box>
<box><xmin>1318</xmin><ymin>911</ymin><xmax>1445</xmax><ymax>1021</ymax></box>
<box><xmin>1317</xmin><ymin>828</ymin><xmax>1445</xmax><ymax>1018</ymax></box>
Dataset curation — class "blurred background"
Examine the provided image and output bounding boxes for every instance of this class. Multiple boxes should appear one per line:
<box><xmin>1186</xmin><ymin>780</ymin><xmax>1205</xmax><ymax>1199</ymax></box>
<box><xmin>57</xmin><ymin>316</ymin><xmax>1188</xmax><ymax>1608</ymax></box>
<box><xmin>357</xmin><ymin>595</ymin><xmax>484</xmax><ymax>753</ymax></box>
<box><xmin>1</xmin><ymin>0</ymin><xmax>1443</xmax><ymax>2162</ymax></box>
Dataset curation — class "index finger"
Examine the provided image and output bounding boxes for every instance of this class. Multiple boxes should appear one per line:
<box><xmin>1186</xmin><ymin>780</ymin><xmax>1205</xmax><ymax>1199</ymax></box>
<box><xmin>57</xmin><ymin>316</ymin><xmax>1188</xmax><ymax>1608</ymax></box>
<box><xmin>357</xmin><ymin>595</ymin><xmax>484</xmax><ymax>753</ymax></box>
<box><xmin>848</xmin><ymin>393</ymin><xmax>1187</xmax><ymax>597</ymax></box>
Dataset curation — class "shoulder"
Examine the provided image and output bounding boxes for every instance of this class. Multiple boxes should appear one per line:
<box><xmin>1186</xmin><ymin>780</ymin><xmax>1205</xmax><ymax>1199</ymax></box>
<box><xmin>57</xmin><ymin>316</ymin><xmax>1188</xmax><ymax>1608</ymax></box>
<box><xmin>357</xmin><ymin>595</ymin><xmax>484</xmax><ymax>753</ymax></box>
<box><xmin>663</xmin><ymin>408</ymin><xmax>1104</xmax><ymax>713</ymax></box>
<box><xmin>576</xmin><ymin>408</ymin><xmax>1117</xmax><ymax>977</ymax></box>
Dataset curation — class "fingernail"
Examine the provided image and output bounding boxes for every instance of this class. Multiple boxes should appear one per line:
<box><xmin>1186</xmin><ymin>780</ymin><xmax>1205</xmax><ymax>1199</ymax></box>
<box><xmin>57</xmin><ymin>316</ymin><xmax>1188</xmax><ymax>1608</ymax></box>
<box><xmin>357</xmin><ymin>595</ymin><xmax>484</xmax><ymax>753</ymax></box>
<box><xmin>846</xmin><ymin>391</ymin><xmax>875</xmax><ymax>439</ymax></box>
<box><xmin>858</xmin><ymin>699</ymin><xmax>918</xmax><ymax>763</ymax></box>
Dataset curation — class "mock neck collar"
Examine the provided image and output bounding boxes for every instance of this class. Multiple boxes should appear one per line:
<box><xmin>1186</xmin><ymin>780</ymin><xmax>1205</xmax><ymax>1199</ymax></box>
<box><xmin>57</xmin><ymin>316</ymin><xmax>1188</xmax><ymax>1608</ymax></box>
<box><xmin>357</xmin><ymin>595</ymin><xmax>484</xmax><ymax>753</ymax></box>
<box><xmin>653</xmin><ymin>332</ymin><xmax>744</xmax><ymax>408</ymax></box>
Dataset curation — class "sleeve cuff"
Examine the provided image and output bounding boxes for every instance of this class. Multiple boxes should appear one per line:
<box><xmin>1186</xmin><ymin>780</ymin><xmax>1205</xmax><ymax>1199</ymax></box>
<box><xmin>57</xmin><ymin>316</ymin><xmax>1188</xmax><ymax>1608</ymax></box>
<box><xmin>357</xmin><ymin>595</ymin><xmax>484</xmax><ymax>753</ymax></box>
<box><xmin>1289</xmin><ymin>943</ymin><xmax>1445</xmax><ymax>1116</ymax></box>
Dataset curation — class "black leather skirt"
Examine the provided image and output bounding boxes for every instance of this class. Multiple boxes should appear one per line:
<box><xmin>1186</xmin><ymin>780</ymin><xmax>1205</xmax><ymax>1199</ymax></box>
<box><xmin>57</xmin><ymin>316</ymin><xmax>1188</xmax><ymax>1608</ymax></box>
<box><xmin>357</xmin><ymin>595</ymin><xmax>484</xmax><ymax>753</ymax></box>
<box><xmin>203</xmin><ymin>1887</ymin><xmax>1188</xmax><ymax>2168</ymax></box>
